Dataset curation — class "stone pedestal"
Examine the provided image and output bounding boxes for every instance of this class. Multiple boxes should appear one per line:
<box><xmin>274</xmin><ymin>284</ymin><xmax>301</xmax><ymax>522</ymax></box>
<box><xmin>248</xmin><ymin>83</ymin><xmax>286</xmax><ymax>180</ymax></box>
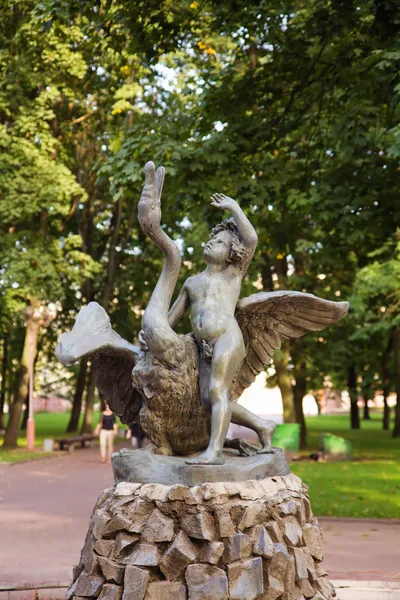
<box><xmin>66</xmin><ymin>474</ymin><xmax>335</xmax><ymax>600</ymax></box>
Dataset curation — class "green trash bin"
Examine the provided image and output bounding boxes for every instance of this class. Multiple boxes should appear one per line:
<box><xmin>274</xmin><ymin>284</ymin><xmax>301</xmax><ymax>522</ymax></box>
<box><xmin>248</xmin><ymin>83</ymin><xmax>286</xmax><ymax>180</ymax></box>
<box><xmin>272</xmin><ymin>424</ymin><xmax>301</xmax><ymax>454</ymax></box>
<box><xmin>320</xmin><ymin>433</ymin><xmax>352</xmax><ymax>459</ymax></box>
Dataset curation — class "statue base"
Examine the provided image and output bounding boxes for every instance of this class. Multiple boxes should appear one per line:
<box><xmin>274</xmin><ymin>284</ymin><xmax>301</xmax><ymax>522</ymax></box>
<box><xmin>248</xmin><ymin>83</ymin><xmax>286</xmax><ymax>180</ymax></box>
<box><xmin>112</xmin><ymin>447</ymin><xmax>290</xmax><ymax>486</ymax></box>
<box><xmin>66</xmin><ymin>474</ymin><xmax>335</xmax><ymax>600</ymax></box>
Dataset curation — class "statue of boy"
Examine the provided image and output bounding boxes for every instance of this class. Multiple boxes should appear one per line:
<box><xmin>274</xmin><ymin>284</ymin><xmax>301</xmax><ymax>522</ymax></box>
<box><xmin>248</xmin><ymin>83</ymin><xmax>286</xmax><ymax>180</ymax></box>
<box><xmin>167</xmin><ymin>193</ymin><xmax>275</xmax><ymax>465</ymax></box>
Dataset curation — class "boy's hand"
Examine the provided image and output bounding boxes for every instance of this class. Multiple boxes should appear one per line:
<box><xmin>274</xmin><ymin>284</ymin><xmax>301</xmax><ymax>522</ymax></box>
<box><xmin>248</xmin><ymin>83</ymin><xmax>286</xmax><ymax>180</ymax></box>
<box><xmin>210</xmin><ymin>193</ymin><xmax>238</xmax><ymax>212</ymax></box>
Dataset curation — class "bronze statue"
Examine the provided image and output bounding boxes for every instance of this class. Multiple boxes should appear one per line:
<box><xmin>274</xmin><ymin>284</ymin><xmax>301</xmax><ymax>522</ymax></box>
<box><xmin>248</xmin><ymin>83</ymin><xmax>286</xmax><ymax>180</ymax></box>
<box><xmin>56</xmin><ymin>161</ymin><xmax>348</xmax><ymax>465</ymax></box>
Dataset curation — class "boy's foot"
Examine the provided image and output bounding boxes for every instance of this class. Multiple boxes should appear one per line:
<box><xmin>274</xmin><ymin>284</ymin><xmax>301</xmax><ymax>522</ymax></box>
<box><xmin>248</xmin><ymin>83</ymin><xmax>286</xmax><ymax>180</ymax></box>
<box><xmin>257</xmin><ymin>420</ymin><xmax>277</xmax><ymax>454</ymax></box>
<box><xmin>185</xmin><ymin>449</ymin><xmax>225</xmax><ymax>465</ymax></box>
<box><xmin>100</xmin><ymin>458</ymin><xmax>106</xmax><ymax>464</ymax></box>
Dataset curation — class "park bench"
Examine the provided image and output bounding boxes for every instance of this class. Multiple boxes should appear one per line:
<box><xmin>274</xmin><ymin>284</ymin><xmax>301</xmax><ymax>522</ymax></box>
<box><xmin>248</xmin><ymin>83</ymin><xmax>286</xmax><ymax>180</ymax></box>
<box><xmin>55</xmin><ymin>434</ymin><xmax>96</xmax><ymax>453</ymax></box>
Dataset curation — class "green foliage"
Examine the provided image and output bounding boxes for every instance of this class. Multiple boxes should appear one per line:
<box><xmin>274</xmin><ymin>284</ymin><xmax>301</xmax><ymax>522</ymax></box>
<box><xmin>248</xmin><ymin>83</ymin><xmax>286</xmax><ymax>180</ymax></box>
<box><xmin>1</xmin><ymin>0</ymin><xmax>400</xmax><ymax>444</ymax></box>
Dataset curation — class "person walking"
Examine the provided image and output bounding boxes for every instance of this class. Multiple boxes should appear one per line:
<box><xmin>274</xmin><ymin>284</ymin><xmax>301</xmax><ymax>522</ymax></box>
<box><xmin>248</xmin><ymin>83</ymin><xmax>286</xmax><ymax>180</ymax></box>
<box><xmin>126</xmin><ymin>422</ymin><xmax>145</xmax><ymax>449</ymax></box>
<box><xmin>94</xmin><ymin>404</ymin><xmax>118</xmax><ymax>464</ymax></box>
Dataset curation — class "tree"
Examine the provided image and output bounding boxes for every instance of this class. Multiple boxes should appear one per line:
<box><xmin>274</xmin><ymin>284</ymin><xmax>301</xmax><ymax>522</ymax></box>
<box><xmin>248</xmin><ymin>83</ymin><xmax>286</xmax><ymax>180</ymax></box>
<box><xmin>353</xmin><ymin>232</ymin><xmax>400</xmax><ymax>436</ymax></box>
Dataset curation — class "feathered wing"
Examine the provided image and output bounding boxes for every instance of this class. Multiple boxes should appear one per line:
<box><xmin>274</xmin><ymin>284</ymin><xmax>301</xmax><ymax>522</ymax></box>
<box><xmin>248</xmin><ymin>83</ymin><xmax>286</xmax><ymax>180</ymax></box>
<box><xmin>231</xmin><ymin>291</ymin><xmax>349</xmax><ymax>399</ymax></box>
<box><xmin>56</xmin><ymin>302</ymin><xmax>142</xmax><ymax>423</ymax></box>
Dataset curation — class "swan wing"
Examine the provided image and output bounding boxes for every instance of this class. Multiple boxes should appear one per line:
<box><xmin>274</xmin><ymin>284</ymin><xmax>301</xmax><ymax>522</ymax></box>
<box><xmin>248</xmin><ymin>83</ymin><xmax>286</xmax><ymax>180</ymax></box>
<box><xmin>231</xmin><ymin>291</ymin><xmax>349</xmax><ymax>399</ymax></box>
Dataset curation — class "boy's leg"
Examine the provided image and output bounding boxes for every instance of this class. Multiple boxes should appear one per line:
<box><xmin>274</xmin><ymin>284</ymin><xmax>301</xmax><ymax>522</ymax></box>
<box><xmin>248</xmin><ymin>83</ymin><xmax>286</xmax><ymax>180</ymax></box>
<box><xmin>230</xmin><ymin>403</ymin><xmax>276</xmax><ymax>453</ymax></box>
<box><xmin>186</xmin><ymin>328</ymin><xmax>245</xmax><ymax>465</ymax></box>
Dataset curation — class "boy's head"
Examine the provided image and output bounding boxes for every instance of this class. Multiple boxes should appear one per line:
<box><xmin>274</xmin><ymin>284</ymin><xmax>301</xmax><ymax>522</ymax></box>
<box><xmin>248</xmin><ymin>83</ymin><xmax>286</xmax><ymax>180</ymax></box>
<box><xmin>204</xmin><ymin>218</ymin><xmax>246</xmax><ymax>267</ymax></box>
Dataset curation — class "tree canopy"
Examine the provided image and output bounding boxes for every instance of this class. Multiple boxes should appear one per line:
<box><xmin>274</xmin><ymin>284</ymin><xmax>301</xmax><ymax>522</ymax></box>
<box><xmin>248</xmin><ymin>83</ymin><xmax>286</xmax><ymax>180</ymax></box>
<box><xmin>1</xmin><ymin>0</ymin><xmax>399</xmax><ymax>446</ymax></box>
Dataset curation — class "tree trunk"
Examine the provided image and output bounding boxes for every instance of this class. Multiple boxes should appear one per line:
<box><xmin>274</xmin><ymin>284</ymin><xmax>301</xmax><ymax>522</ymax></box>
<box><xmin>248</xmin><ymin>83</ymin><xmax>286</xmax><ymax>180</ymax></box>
<box><xmin>314</xmin><ymin>390</ymin><xmax>324</xmax><ymax>415</ymax></box>
<box><xmin>392</xmin><ymin>327</ymin><xmax>400</xmax><ymax>438</ymax></box>
<box><xmin>275</xmin><ymin>344</ymin><xmax>295</xmax><ymax>423</ymax></box>
<box><xmin>0</xmin><ymin>336</ymin><xmax>8</xmax><ymax>430</ymax></box>
<box><xmin>363</xmin><ymin>396</ymin><xmax>371</xmax><ymax>420</ymax></box>
<box><xmin>348</xmin><ymin>363</ymin><xmax>360</xmax><ymax>430</ymax></box>
<box><xmin>383</xmin><ymin>392</ymin><xmax>390</xmax><ymax>430</ymax></box>
<box><xmin>66</xmin><ymin>357</ymin><xmax>88</xmax><ymax>432</ymax></box>
<box><xmin>80</xmin><ymin>364</ymin><xmax>96</xmax><ymax>434</ymax></box>
<box><xmin>293</xmin><ymin>372</ymin><xmax>307</xmax><ymax>449</ymax></box>
<box><xmin>3</xmin><ymin>315</ymin><xmax>40</xmax><ymax>448</ymax></box>
<box><xmin>102</xmin><ymin>196</ymin><xmax>123</xmax><ymax>309</ymax></box>
<box><xmin>361</xmin><ymin>381</ymin><xmax>371</xmax><ymax>420</ymax></box>
<box><xmin>21</xmin><ymin>392</ymin><xmax>29</xmax><ymax>430</ymax></box>
<box><xmin>382</xmin><ymin>332</ymin><xmax>393</xmax><ymax>430</ymax></box>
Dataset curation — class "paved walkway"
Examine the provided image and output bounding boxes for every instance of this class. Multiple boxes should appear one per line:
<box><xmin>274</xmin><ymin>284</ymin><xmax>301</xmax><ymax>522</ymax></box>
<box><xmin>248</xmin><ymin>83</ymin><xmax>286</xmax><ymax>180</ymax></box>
<box><xmin>0</xmin><ymin>444</ymin><xmax>399</xmax><ymax>589</ymax></box>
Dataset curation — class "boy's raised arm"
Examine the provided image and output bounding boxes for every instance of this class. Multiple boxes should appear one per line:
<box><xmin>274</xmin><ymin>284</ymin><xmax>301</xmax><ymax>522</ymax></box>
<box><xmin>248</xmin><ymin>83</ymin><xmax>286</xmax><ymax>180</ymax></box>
<box><xmin>168</xmin><ymin>283</ymin><xmax>190</xmax><ymax>329</ymax></box>
<box><xmin>210</xmin><ymin>193</ymin><xmax>258</xmax><ymax>251</ymax></box>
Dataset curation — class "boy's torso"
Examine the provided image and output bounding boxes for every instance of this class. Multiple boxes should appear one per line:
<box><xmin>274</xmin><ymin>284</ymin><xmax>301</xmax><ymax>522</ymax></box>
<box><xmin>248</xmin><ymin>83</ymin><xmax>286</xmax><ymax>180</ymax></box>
<box><xmin>186</xmin><ymin>270</ymin><xmax>242</xmax><ymax>342</ymax></box>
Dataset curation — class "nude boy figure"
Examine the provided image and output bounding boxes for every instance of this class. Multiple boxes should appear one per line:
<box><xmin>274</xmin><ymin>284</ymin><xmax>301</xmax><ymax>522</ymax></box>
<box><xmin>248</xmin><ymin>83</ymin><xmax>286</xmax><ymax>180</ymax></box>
<box><xmin>167</xmin><ymin>193</ymin><xmax>276</xmax><ymax>465</ymax></box>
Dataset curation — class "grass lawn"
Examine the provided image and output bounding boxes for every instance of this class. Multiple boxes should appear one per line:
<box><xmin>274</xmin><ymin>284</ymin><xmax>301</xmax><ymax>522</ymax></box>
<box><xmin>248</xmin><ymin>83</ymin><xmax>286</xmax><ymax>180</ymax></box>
<box><xmin>1</xmin><ymin>410</ymin><xmax>399</xmax><ymax>519</ymax></box>
<box><xmin>0</xmin><ymin>412</ymin><xmax>75</xmax><ymax>463</ymax></box>
<box><xmin>0</xmin><ymin>411</ymin><xmax>118</xmax><ymax>463</ymax></box>
<box><xmin>291</xmin><ymin>413</ymin><xmax>400</xmax><ymax>519</ymax></box>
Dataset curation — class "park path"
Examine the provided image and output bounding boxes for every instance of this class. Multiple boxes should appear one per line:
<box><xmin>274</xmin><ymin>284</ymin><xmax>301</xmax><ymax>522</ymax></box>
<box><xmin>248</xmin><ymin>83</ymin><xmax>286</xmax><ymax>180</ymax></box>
<box><xmin>0</xmin><ymin>444</ymin><xmax>399</xmax><ymax>589</ymax></box>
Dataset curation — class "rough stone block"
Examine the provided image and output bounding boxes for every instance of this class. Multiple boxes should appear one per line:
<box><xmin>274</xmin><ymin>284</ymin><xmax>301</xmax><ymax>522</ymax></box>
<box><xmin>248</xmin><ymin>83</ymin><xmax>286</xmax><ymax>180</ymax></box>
<box><xmin>293</xmin><ymin>547</ymin><xmax>309</xmax><ymax>580</ymax></box>
<box><xmin>123</xmin><ymin>499</ymin><xmax>154</xmax><ymax>533</ymax></box>
<box><xmin>298</xmin><ymin>578</ymin><xmax>316</xmax><ymax>598</ymax></box>
<box><xmin>316</xmin><ymin>576</ymin><xmax>335</xmax><ymax>599</ymax></box>
<box><xmin>238</xmin><ymin>480</ymin><xmax>265</xmax><ymax>500</ymax></box>
<box><xmin>94</xmin><ymin>539</ymin><xmax>115</xmax><ymax>558</ymax></box>
<box><xmin>252</xmin><ymin>524</ymin><xmax>274</xmax><ymax>558</ymax></box>
<box><xmin>302</xmin><ymin>524</ymin><xmax>323</xmax><ymax>561</ymax></box>
<box><xmin>199</xmin><ymin>540</ymin><xmax>224</xmax><ymax>564</ymax></box>
<box><xmin>186</xmin><ymin>564</ymin><xmax>228</xmax><ymax>600</ymax></box>
<box><xmin>198</xmin><ymin>481</ymin><xmax>227</xmax><ymax>501</ymax></box>
<box><xmin>139</xmin><ymin>483</ymin><xmax>170</xmax><ymax>502</ymax></box>
<box><xmin>168</xmin><ymin>484</ymin><xmax>194</xmax><ymax>502</ymax></box>
<box><xmin>98</xmin><ymin>583</ymin><xmax>123</xmax><ymax>600</ymax></box>
<box><xmin>263</xmin><ymin>575</ymin><xmax>284</xmax><ymax>600</ymax></box>
<box><xmin>268</xmin><ymin>543</ymin><xmax>292</xmax><ymax>584</ymax></box>
<box><xmin>238</xmin><ymin>502</ymin><xmax>265</xmax><ymax>530</ymax></box>
<box><xmin>223</xmin><ymin>532</ymin><xmax>252</xmax><ymax>563</ymax></box>
<box><xmin>303</xmin><ymin>497</ymin><xmax>313</xmax><ymax>522</ymax></box>
<box><xmin>142</xmin><ymin>507</ymin><xmax>175</xmax><ymax>542</ymax></box>
<box><xmin>145</xmin><ymin>581</ymin><xmax>187</xmax><ymax>600</ymax></box>
<box><xmin>284</xmin><ymin>552</ymin><xmax>297</xmax><ymax>596</ymax></box>
<box><xmin>103</xmin><ymin>514</ymin><xmax>132</xmax><ymax>536</ymax></box>
<box><xmin>124</xmin><ymin>543</ymin><xmax>159</xmax><ymax>567</ymax></box>
<box><xmin>228</xmin><ymin>557</ymin><xmax>264</xmax><ymax>600</ymax></box>
<box><xmin>283</xmin><ymin>587</ymin><xmax>306</xmax><ymax>600</ymax></box>
<box><xmin>283</xmin><ymin>517</ymin><xmax>303</xmax><ymax>547</ymax></box>
<box><xmin>277</xmin><ymin>500</ymin><xmax>298</xmax><ymax>517</ymax></box>
<box><xmin>115</xmin><ymin>482</ymin><xmax>142</xmax><ymax>497</ymax></box>
<box><xmin>214</xmin><ymin>509</ymin><xmax>236</xmax><ymax>537</ymax></box>
<box><xmin>98</xmin><ymin>556</ymin><xmax>125</xmax><ymax>584</ymax></box>
<box><xmin>113</xmin><ymin>532</ymin><xmax>139</xmax><ymax>558</ymax></box>
<box><xmin>71</xmin><ymin>573</ymin><xmax>104</xmax><ymax>598</ymax></box>
<box><xmin>294</xmin><ymin>500</ymin><xmax>306</xmax><ymax>526</ymax></box>
<box><xmin>266</xmin><ymin>521</ymin><xmax>284</xmax><ymax>544</ymax></box>
<box><xmin>72</xmin><ymin>563</ymin><xmax>84</xmax><ymax>581</ymax></box>
<box><xmin>302</xmin><ymin>547</ymin><xmax>317</xmax><ymax>582</ymax></box>
<box><xmin>81</xmin><ymin>530</ymin><xmax>99</xmax><ymax>575</ymax></box>
<box><xmin>160</xmin><ymin>531</ymin><xmax>197</xmax><ymax>580</ymax></box>
<box><xmin>93</xmin><ymin>509</ymin><xmax>112</xmax><ymax>539</ymax></box>
<box><xmin>316</xmin><ymin>566</ymin><xmax>328</xmax><ymax>578</ymax></box>
<box><xmin>181</xmin><ymin>510</ymin><xmax>216</xmax><ymax>540</ymax></box>
<box><xmin>123</xmin><ymin>565</ymin><xmax>150</xmax><ymax>600</ymax></box>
